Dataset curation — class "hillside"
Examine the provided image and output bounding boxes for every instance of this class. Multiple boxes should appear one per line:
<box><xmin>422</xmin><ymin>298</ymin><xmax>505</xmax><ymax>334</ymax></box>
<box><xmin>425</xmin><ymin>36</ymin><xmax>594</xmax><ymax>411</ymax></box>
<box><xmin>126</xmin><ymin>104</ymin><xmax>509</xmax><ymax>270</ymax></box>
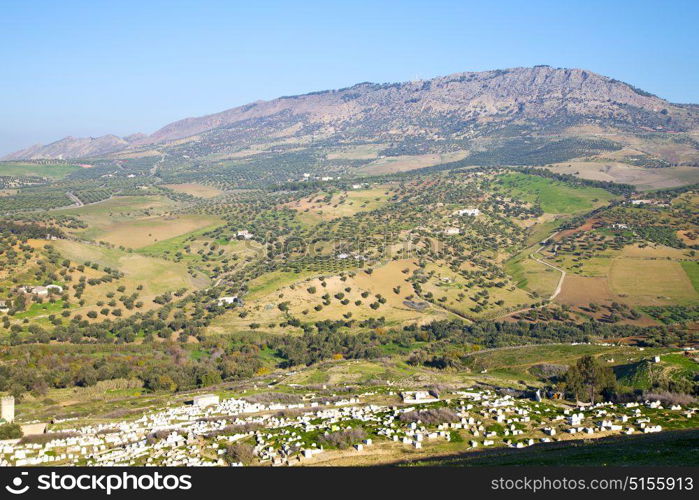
<box><xmin>5</xmin><ymin>66</ymin><xmax>699</xmax><ymax>168</ymax></box>
<box><xmin>3</xmin><ymin>134</ymin><xmax>142</xmax><ymax>161</ymax></box>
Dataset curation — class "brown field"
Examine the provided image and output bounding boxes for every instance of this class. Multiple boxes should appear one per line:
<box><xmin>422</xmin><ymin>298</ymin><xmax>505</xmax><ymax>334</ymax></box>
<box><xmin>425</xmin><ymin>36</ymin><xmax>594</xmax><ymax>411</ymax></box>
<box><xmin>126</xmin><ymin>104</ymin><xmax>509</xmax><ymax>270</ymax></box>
<box><xmin>207</xmin><ymin>259</ymin><xmax>452</xmax><ymax>335</ymax></box>
<box><xmin>619</xmin><ymin>243</ymin><xmax>690</xmax><ymax>260</ymax></box>
<box><xmin>678</xmin><ymin>230</ymin><xmax>698</xmax><ymax>246</ymax></box>
<box><xmin>85</xmin><ymin>215</ymin><xmax>220</xmax><ymax>249</ymax></box>
<box><xmin>557</xmin><ymin>275</ymin><xmax>616</xmax><ymax>305</ymax></box>
<box><xmin>553</xmin><ymin>218</ymin><xmax>600</xmax><ymax>242</ymax></box>
<box><xmin>545</xmin><ymin>161</ymin><xmax>699</xmax><ymax>190</ymax></box>
<box><xmin>609</xmin><ymin>259</ymin><xmax>699</xmax><ymax>305</ymax></box>
<box><xmin>163</xmin><ymin>183</ymin><xmax>224</xmax><ymax>198</ymax></box>
<box><xmin>286</xmin><ymin>187</ymin><xmax>393</xmax><ymax>224</ymax></box>
<box><xmin>326</xmin><ymin>144</ymin><xmax>385</xmax><ymax>160</ymax></box>
<box><xmin>358</xmin><ymin>151</ymin><xmax>470</xmax><ymax>175</ymax></box>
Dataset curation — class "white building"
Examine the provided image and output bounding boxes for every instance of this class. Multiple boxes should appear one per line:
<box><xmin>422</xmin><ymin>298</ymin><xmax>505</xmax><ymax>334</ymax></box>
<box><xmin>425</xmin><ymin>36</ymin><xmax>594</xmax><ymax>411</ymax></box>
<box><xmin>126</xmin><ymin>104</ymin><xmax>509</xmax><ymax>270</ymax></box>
<box><xmin>1</xmin><ymin>396</ymin><xmax>15</xmax><ymax>423</ymax></box>
<box><xmin>18</xmin><ymin>284</ymin><xmax>63</xmax><ymax>296</ymax></box>
<box><xmin>454</xmin><ymin>208</ymin><xmax>480</xmax><ymax>217</ymax></box>
<box><xmin>401</xmin><ymin>391</ymin><xmax>439</xmax><ymax>404</ymax></box>
<box><xmin>236</xmin><ymin>230</ymin><xmax>253</xmax><ymax>240</ymax></box>
<box><xmin>444</xmin><ymin>228</ymin><xmax>460</xmax><ymax>235</ymax></box>
<box><xmin>217</xmin><ymin>296</ymin><xmax>241</xmax><ymax>307</ymax></box>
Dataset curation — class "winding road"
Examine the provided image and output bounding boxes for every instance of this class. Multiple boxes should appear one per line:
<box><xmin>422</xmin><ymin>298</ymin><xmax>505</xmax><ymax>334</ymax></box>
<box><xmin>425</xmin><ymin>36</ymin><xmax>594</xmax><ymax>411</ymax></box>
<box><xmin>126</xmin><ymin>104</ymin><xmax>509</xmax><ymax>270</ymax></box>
<box><xmin>530</xmin><ymin>231</ymin><xmax>566</xmax><ymax>301</ymax></box>
<box><xmin>65</xmin><ymin>191</ymin><xmax>83</xmax><ymax>207</ymax></box>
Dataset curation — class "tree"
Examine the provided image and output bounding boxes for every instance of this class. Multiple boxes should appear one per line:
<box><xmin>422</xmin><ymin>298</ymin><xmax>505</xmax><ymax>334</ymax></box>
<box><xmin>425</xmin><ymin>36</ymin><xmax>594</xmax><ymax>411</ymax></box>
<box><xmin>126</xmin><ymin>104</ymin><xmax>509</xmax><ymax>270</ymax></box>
<box><xmin>564</xmin><ymin>355</ymin><xmax>616</xmax><ymax>403</ymax></box>
<box><xmin>0</xmin><ymin>423</ymin><xmax>22</xmax><ymax>440</ymax></box>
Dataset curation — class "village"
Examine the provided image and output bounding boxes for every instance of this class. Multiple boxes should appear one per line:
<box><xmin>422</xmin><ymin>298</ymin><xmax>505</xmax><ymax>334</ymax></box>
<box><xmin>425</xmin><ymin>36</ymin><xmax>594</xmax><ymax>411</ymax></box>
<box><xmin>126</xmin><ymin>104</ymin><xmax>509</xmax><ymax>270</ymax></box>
<box><xmin>1</xmin><ymin>384</ymin><xmax>696</xmax><ymax>467</ymax></box>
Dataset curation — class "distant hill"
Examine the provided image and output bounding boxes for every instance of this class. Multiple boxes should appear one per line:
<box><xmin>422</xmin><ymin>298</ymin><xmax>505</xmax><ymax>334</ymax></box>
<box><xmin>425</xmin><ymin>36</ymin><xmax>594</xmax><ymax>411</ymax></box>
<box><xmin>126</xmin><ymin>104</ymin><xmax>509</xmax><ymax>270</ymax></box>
<box><xmin>3</xmin><ymin>134</ymin><xmax>142</xmax><ymax>161</ymax></box>
<box><xmin>5</xmin><ymin>66</ymin><xmax>699</xmax><ymax>164</ymax></box>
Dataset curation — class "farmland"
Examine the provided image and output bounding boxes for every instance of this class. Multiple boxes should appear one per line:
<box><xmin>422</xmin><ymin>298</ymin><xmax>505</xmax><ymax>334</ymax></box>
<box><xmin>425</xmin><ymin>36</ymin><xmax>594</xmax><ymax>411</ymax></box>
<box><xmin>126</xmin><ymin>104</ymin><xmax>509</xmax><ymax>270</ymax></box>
<box><xmin>0</xmin><ymin>161</ymin><xmax>82</xmax><ymax>179</ymax></box>
<box><xmin>163</xmin><ymin>183</ymin><xmax>224</xmax><ymax>198</ymax></box>
<box><xmin>0</xmin><ymin>163</ymin><xmax>698</xmax><ymax>468</ymax></box>
<box><xmin>496</xmin><ymin>172</ymin><xmax>618</xmax><ymax>214</ymax></box>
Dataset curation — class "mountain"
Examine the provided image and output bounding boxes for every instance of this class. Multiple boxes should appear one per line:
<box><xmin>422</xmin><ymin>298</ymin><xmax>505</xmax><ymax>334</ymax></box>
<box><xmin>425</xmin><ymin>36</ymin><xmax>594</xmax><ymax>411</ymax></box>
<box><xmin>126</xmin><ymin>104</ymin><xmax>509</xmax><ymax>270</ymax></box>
<box><xmin>3</xmin><ymin>134</ymin><xmax>143</xmax><ymax>161</ymax></box>
<box><xmin>4</xmin><ymin>66</ymin><xmax>699</xmax><ymax>161</ymax></box>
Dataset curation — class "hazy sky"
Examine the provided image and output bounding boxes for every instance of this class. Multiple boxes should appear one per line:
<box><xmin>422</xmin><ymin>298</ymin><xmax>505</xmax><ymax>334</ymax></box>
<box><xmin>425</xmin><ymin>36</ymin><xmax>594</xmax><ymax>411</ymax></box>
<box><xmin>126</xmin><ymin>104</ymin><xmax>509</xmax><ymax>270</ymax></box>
<box><xmin>1</xmin><ymin>0</ymin><xmax>698</xmax><ymax>155</ymax></box>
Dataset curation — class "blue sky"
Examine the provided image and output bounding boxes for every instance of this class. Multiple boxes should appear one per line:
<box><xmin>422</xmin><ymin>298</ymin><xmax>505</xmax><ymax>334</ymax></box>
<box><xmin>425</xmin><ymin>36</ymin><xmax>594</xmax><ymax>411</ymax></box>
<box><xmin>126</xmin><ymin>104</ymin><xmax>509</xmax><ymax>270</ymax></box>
<box><xmin>1</xmin><ymin>0</ymin><xmax>698</xmax><ymax>155</ymax></box>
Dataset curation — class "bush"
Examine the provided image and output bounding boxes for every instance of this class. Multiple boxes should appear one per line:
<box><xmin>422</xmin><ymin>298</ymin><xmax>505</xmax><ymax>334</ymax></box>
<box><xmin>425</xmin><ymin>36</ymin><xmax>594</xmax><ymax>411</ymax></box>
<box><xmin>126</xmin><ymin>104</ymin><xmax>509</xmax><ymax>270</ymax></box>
<box><xmin>644</xmin><ymin>391</ymin><xmax>695</xmax><ymax>406</ymax></box>
<box><xmin>19</xmin><ymin>431</ymin><xmax>80</xmax><ymax>444</ymax></box>
<box><xmin>225</xmin><ymin>442</ymin><xmax>256</xmax><ymax>465</ymax></box>
<box><xmin>319</xmin><ymin>428</ymin><xmax>366</xmax><ymax>449</ymax></box>
<box><xmin>0</xmin><ymin>423</ymin><xmax>22</xmax><ymax>440</ymax></box>
<box><xmin>399</xmin><ymin>408</ymin><xmax>458</xmax><ymax>425</ymax></box>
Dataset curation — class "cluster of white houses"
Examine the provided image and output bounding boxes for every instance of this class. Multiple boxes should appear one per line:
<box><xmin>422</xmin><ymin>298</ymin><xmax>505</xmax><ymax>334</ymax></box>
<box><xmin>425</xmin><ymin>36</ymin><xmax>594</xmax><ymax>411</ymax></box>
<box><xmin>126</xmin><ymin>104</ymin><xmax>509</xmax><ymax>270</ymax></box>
<box><xmin>0</xmin><ymin>284</ymin><xmax>65</xmax><ymax>312</ymax></box>
<box><xmin>0</xmin><ymin>387</ymin><xmax>695</xmax><ymax>467</ymax></box>
<box><xmin>17</xmin><ymin>284</ymin><xmax>63</xmax><ymax>296</ymax></box>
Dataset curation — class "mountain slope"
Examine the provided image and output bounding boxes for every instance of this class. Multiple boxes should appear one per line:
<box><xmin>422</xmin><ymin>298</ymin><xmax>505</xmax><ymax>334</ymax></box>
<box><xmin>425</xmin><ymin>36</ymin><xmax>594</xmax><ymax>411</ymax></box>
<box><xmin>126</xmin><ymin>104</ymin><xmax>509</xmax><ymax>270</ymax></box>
<box><xmin>3</xmin><ymin>134</ymin><xmax>140</xmax><ymax>161</ymax></box>
<box><xmin>5</xmin><ymin>66</ymin><xmax>699</xmax><ymax>161</ymax></box>
<box><xmin>148</xmin><ymin>66</ymin><xmax>696</xmax><ymax>144</ymax></box>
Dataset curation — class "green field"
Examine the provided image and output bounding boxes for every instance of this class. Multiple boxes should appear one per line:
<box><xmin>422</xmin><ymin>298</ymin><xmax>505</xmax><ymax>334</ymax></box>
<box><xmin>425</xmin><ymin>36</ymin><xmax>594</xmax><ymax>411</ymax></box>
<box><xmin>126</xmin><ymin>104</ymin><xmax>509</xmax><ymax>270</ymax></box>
<box><xmin>0</xmin><ymin>161</ymin><xmax>82</xmax><ymax>179</ymax></box>
<box><xmin>246</xmin><ymin>270</ymin><xmax>318</xmax><ymax>300</ymax></box>
<box><xmin>497</xmin><ymin>172</ymin><xmax>616</xmax><ymax>214</ymax></box>
<box><xmin>52</xmin><ymin>239</ymin><xmax>206</xmax><ymax>306</ymax></box>
<box><xmin>138</xmin><ymin>221</ymin><xmax>224</xmax><ymax>257</ymax></box>
<box><xmin>505</xmin><ymin>249</ymin><xmax>560</xmax><ymax>298</ymax></box>
<box><xmin>681</xmin><ymin>261</ymin><xmax>699</xmax><ymax>293</ymax></box>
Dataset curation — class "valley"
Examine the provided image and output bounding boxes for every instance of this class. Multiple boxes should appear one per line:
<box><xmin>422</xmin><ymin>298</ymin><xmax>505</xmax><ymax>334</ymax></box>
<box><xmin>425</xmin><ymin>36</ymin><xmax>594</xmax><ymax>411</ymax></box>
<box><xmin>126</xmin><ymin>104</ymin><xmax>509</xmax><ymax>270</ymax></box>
<box><xmin>1</xmin><ymin>67</ymin><xmax>698</xmax><ymax>467</ymax></box>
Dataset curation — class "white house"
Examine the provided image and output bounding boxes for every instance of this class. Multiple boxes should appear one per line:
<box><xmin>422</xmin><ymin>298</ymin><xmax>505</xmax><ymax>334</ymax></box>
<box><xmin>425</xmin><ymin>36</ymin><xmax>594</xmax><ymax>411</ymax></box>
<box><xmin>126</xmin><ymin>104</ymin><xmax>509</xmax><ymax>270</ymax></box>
<box><xmin>19</xmin><ymin>284</ymin><xmax>63</xmax><ymax>296</ymax></box>
<box><xmin>217</xmin><ymin>296</ymin><xmax>241</xmax><ymax>307</ymax></box>
<box><xmin>237</xmin><ymin>230</ymin><xmax>253</xmax><ymax>240</ymax></box>
<box><xmin>444</xmin><ymin>227</ymin><xmax>460</xmax><ymax>235</ymax></box>
<box><xmin>454</xmin><ymin>208</ymin><xmax>480</xmax><ymax>217</ymax></box>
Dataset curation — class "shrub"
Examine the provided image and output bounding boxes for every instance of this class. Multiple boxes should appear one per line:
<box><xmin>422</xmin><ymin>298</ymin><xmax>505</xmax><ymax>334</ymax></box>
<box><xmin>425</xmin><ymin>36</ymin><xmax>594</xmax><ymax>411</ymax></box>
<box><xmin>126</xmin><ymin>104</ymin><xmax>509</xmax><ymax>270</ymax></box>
<box><xmin>318</xmin><ymin>428</ymin><xmax>366</xmax><ymax>449</ymax></box>
<box><xmin>644</xmin><ymin>391</ymin><xmax>695</xmax><ymax>406</ymax></box>
<box><xmin>19</xmin><ymin>431</ymin><xmax>78</xmax><ymax>444</ymax></box>
<box><xmin>225</xmin><ymin>442</ymin><xmax>256</xmax><ymax>465</ymax></box>
<box><xmin>0</xmin><ymin>423</ymin><xmax>22</xmax><ymax>440</ymax></box>
<box><xmin>399</xmin><ymin>408</ymin><xmax>458</xmax><ymax>425</ymax></box>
